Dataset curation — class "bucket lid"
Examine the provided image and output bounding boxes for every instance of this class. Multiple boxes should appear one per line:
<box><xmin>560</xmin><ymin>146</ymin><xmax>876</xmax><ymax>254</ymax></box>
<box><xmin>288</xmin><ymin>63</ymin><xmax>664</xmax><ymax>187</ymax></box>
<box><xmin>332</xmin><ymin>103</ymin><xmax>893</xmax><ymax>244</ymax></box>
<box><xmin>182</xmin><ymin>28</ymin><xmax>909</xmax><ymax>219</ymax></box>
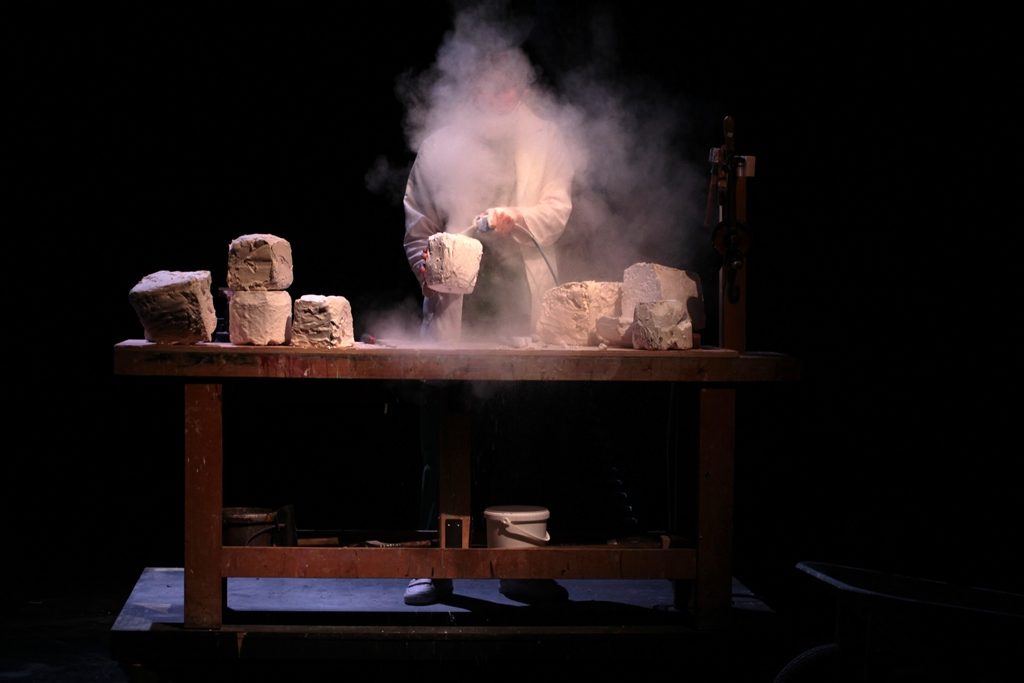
<box><xmin>483</xmin><ymin>505</ymin><xmax>550</xmax><ymax>522</ymax></box>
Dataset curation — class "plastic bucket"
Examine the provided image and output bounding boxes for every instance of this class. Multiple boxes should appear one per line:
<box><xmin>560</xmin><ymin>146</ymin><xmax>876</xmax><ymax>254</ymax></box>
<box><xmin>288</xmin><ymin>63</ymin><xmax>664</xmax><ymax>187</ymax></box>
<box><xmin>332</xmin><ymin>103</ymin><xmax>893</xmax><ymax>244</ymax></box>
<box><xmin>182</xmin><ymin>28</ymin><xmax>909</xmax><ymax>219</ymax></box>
<box><xmin>484</xmin><ymin>505</ymin><xmax>550</xmax><ymax>548</ymax></box>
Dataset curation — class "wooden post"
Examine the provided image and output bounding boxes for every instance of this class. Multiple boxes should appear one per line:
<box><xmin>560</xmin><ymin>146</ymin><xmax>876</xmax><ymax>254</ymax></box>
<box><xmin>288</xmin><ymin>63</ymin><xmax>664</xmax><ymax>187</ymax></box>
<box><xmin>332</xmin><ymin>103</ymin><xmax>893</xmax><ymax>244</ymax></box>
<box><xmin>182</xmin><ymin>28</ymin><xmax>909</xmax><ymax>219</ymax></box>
<box><xmin>719</xmin><ymin>154</ymin><xmax>748</xmax><ymax>352</ymax></box>
<box><xmin>695</xmin><ymin>386</ymin><xmax>736</xmax><ymax>628</ymax></box>
<box><xmin>709</xmin><ymin>115</ymin><xmax>754</xmax><ymax>352</ymax></box>
<box><xmin>184</xmin><ymin>383</ymin><xmax>223</xmax><ymax>628</ymax></box>
<box><xmin>439</xmin><ymin>390</ymin><xmax>472</xmax><ymax>549</ymax></box>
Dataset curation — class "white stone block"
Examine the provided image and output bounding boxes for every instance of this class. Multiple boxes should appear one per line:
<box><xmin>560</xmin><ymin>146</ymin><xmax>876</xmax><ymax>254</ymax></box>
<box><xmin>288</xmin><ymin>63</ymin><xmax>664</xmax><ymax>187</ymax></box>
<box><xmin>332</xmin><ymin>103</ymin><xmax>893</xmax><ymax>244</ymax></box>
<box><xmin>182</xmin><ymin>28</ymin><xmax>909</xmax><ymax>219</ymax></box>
<box><xmin>128</xmin><ymin>270</ymin><xmax>217</xmax><ymax>344</ymax></box>
<box><xmin>227</xmin><ymin>233</ymin><xmax>293</xmax><ymax>291</ymax></box>
<box><xmin>424</xmin><ymin>232</ymin><xmax>483</xmax><ymax>294</ymax></box>
<box><xmin>595</xmin><ymin>316</ymin><xmax>633</xmax><ymax>348</ymax></box>
<box><xmin>229</xmin><ymin>290</ymin><xmax>292</xmax><ymax>345</ymax></box>
<box><xmin>291</xmin><ymin>295</ymin><xmax>354</xmax><ymax>348</ymax></box>
<box><xmin>622</xmin><ymin>262</ymin><xmax>704</xmax><ymax>330</ymax></box>
<box><xmin>632</xmin><ymin>300</ymin><xmax>693</xmax><ymax>350</ymax></box>
<box><xmin>536</xmin><ymin>281</ymin><xmax>622</xmax><ymax>346</ymax></box>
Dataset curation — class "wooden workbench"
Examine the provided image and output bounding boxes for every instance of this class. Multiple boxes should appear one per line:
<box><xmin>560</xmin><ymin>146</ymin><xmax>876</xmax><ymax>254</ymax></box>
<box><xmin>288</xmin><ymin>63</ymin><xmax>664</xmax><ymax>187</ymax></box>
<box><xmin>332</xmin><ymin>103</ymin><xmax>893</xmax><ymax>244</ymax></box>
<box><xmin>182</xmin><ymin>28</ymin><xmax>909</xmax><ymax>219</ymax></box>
<box><xmin>113</xmin><ymin>340</ymin><xmax>798</xmax><ymax>629</ymax></box>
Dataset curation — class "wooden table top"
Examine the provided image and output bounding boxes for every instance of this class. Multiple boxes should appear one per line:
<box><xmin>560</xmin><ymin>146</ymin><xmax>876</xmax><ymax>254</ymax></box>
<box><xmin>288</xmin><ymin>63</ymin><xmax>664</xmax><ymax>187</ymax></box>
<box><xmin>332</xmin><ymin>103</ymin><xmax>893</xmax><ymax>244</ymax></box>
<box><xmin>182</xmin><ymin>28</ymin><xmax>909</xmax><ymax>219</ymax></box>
<box><xmin>114</xmin><ymin>339</ymin><xmax>800</xmax><ymax>383</ymax></box>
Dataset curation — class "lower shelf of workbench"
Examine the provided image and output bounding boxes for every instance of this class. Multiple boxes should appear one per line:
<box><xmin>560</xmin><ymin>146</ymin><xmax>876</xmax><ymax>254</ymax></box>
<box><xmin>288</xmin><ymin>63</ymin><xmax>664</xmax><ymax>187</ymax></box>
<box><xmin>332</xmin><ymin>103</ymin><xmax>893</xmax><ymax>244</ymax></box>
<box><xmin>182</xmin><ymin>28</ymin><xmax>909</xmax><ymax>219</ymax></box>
<box><xmin>219</xmin><ymin>544</ymin><xmax>696</xmax><ymax>580</ymax></box>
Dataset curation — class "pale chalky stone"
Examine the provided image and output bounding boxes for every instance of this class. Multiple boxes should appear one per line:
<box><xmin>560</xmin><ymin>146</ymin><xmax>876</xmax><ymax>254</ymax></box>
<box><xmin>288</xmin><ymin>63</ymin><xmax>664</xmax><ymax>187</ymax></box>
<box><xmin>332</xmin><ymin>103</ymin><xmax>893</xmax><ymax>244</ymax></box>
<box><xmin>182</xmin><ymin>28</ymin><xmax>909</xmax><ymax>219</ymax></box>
<box><xmin>229</xmin><ymin>290</ymin><xmax>292</xmax><ymax>345</ymax></box>
<box><xmin>595</xmin><ymin>315</ymin><xmax>633</xmax><ymax>348</ymax></box>
<box><xmin>227</xmin><ymin>233</ymin><xmax>294</xmax><ymax>290</ymax></box>
<box><xmin>586</xmin><ymin>281</ymin><xmax>622</xmax><ymax>324</ymax></box>
<box><xmin>128</xmin><ymin>270</ymin><xmax>216</xmax><ymax>344</ymax></box>
<box><xmin>632</xmin><ymin>300</ymin><xmax>693</xmax><ymax>350</ymax></box>
<box><xmin>291</xmin><ymin>295</ymin><xmax>354</xmax><ymax>348</ymax></box>
<box><xmin>622</xmin><ymin>263</ymin><xmax>704</xmax><ymax>330</ymax></box>
<box><xmin>536</xmin><ymin>281</ymin><xmax>622</xmax><ymax>345</ymax></box>
<box><xmin>424</xmin><ymin>232</ymin><xmax>483</xmax><ymax>294</ymax></box>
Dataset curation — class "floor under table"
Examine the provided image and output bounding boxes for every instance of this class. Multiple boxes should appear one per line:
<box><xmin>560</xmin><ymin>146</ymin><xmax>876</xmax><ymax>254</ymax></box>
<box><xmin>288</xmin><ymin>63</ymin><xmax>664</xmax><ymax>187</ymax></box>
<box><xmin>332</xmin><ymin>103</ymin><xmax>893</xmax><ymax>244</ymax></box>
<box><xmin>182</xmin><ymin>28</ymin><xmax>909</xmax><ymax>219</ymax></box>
<box><xmin>104</xmin><ymin>567</ymin><xmax>785</xmax><ymax>680</ymax></box>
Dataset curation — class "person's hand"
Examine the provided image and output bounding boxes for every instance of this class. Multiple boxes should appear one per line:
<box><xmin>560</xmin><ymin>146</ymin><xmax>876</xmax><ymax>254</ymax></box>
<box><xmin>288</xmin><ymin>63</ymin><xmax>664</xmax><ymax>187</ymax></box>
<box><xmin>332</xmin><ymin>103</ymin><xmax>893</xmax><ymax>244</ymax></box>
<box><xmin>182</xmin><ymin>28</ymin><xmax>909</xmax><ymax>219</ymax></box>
<box><xmin>484</xmin><ymin>207</ymin><xmax>522</xmax><ymax>235</ymax></box>
<box><xmin>419</xmin><ymin>248</ymin><xmax>439</xmax><ymax>297</ymax></box>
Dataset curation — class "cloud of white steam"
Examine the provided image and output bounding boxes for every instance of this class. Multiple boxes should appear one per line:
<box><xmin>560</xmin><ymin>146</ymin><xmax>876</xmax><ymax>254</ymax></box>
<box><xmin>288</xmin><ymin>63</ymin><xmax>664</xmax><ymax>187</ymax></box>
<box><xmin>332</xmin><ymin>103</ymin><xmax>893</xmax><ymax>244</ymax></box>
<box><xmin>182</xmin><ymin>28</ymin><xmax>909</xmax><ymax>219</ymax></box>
<box><xmin>393</xmin><ymin>2</ymin><xmax>707</xmax><ymax>284</ymax></box>
<box><xmin>554</xmin><ymin>70</ymin><xmax>707</xmax><ymax>281</ymax></box>
<box><xmin>357</xmin><ymin>295</ymin><xmax>424</xmax><ymax>345</ymax></box>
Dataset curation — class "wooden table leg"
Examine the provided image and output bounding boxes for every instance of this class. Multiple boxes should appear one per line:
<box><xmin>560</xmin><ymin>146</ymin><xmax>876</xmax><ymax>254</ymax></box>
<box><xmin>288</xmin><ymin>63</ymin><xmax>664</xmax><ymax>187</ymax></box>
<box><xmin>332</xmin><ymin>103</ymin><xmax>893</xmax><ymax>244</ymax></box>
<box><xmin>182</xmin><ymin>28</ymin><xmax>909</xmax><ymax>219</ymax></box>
<box><xmin>694</xmin><ymin>386</ymin><xmax>736</xmax><ymax>628</ymax></box>
<box><xmin>184</xmin><ymin>383</ymin><xmax>223</xmax><ymax>628</ymax></box>
<box><xmin>439</xmin><ymin>390</ymin><xmax>471</xmax><ymax>549</ymax></box>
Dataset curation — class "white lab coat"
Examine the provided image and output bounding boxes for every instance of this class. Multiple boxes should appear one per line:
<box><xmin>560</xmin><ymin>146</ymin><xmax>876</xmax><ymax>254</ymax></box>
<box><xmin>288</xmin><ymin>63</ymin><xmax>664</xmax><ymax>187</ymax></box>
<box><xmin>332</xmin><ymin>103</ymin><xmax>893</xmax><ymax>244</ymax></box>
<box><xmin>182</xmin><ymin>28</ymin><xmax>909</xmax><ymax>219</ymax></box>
<box><xmin>404</xmin><ymin>104</ymin><xmax>573</xmax><ymax>341</ymax></box>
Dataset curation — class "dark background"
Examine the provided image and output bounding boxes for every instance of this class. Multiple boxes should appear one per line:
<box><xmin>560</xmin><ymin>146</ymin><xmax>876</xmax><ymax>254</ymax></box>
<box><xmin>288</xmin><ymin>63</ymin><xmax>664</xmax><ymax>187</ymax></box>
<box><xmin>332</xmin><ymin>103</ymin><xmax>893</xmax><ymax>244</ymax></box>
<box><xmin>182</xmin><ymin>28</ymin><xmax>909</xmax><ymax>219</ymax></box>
<box><xmin>9</xmin><ymin>0</ymin><xmax>1018</xmax><ymax>618</ymax></box>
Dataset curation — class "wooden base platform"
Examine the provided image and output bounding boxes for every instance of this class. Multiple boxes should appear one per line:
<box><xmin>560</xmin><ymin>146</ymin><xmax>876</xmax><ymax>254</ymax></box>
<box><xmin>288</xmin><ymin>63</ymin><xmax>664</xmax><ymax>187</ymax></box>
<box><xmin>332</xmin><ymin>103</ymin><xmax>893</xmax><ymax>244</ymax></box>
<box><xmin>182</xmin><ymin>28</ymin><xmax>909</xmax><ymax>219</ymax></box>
<box><xmin>111</xmin><ymin>568</ymin><xmax>781</xmax><ymax>677</ymax></box>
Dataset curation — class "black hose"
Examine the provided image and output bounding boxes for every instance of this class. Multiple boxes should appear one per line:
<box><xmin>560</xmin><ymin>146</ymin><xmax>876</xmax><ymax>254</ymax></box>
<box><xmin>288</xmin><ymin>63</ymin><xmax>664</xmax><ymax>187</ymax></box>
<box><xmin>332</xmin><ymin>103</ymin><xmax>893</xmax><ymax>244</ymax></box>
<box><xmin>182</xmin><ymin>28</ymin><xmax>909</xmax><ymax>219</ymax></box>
<box><xmin>473</xmin><ymin>215</ymin><xmax>559</xmax><ymax>285</ymax></box>
<box><xmin>511</xmin><ymin>223</ymin><xmax>559</xmax><ymax>286</ymax></box>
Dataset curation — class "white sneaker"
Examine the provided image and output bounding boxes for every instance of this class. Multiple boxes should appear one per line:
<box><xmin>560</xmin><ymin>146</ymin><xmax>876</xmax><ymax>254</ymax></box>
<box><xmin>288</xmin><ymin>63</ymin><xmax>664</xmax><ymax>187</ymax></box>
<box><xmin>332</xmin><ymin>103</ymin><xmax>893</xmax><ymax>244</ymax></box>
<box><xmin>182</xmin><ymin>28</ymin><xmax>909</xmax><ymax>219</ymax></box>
<box><xmin>403</xmin><ymin>578</ymin><xmax>454</xmax><ymax>605</ymax></box>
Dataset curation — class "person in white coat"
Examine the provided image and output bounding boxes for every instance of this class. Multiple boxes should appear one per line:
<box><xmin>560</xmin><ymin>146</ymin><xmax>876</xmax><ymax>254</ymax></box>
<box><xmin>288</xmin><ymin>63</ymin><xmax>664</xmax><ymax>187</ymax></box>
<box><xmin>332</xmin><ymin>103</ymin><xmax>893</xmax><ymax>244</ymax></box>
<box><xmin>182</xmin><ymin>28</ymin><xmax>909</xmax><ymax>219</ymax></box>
<box><xmin>401</xmin><ymin>50</ymin><xmax>575</xmax><ymax>606</ymax></box>
<box><xmin>403</xmin><ymin>51</ymin><xmax>573</xmax><ymax>342</ymax></box>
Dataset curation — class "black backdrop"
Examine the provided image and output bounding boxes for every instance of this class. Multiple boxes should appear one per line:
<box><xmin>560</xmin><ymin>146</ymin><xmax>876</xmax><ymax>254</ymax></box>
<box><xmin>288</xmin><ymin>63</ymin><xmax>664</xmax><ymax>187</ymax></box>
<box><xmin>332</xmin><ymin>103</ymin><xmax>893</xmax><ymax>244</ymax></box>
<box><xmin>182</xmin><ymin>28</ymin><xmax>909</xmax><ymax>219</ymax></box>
<box><xmin>9</xmin><ymin>1</ymin><xmax>1019</xmax><ymax>611</ymax></box>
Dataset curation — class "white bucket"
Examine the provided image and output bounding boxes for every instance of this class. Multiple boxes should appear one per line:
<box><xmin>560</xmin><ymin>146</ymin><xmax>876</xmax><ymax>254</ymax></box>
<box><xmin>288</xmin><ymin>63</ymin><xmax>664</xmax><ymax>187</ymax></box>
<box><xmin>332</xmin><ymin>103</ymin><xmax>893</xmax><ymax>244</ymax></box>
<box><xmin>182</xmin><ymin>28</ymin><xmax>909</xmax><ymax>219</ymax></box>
<box><xmin>483</xmin><ymin>505</ymin><xmax>550</xmax><ymax>548</ymax></box>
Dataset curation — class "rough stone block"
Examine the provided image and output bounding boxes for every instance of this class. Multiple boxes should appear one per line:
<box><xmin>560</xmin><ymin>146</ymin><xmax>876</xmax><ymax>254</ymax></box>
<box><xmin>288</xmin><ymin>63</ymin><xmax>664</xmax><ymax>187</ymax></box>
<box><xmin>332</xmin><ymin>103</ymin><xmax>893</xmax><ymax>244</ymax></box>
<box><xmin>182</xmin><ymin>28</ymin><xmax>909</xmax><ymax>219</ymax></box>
<box><xmin>128</xmin><ymin>270</ymin><xmax>216</xmax><ymax>344</ymax></box>
<box><xmin>227</xmin><ymin>233</ymin><xmax>293</xmax><ymax>291</ymax></box>
<box><xmin>632</xmin><ymin>299</ymin><xmax>693</xmax><ymax>350</ymax></box>
<box><xmin>291</xmin><ymin>295</ymin><xmax>354</xmax><ymax>348</ymax></box>
<box><xmin>229</xmin><ymin>290</ymin><xmax>292</xmax><ymax>345</ymax></box>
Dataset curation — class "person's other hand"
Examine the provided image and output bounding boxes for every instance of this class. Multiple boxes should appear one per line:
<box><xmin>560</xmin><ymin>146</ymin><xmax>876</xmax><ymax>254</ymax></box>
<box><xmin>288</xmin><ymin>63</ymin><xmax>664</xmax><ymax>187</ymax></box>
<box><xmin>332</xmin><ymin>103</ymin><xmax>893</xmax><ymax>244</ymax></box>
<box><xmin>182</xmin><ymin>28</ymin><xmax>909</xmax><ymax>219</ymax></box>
<box><xmin>485</xmin><ymin>207</ymin><xmax>522</xmax><ymax>235</ymax></box>
<box><xmin>419</xmin><ymin>247</ymin><xmax>437</xmax><ymax>296</ymax></box>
